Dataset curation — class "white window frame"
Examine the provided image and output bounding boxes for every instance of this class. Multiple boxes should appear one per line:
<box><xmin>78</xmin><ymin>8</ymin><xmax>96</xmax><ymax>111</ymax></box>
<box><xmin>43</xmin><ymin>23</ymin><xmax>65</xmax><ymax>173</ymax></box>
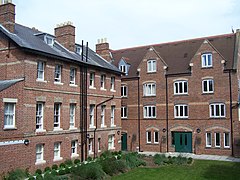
<box><xmin>174</xmin><ymin>104</ymin><xmax>188</xmax><ymax>119</ymax></box>
<box><xmin>76</xmin><ymin>46</ymin><xmax>81</xmax><ymax>54</ymax></box>
<box><xmin>89</xmin><ymin>138</ymin><xmax>93</xmax><ymax>154</ymax></box>
<box><xmin>37</xmin><ymin>61</ymin><xmax>44</xmax><ymax>81</ymax></box>
<box><xmin>143</xmin><ymin>83</ymin><xmax>156</xmax><ymax>96</ymax></box>
<box><xmin>202</xmin><ymin>79</ymin><xmax>214</xmax><ymax>93</ymax></box>
<box><xmin>45</xmin><ymin>36</ymin><xmax>54</xmax><ymax>46</ymax></box>
<box><xmin>89</xmin><ymin>104</ymin><xmax>95</xmax><ymax>128</ymax></box>
<box><xmin>215</xmin><ymin>132</ymin><xmax>221</xmax><ymax>148</ymax></box>
<box><xmin>36</xmin><ymin>103</ymin><xmax>44</xmax><ymax>131</ymax></box>
<box><xmin>4</xmin><ymin>102</ymin><xmax>16</xmax><ymax>129</ymax></box>
<box><xmin>108</xmin><ymin>135</ymin><xmax>115</xmax><ymax>150</ymax></box>
<box><xmin>120</xmin><ymin>65</ymin><xmax>127</xmax><ymax>74</ymax></box>
<box><xmin>70</xmin><ymin>67</ymin><xmax>76</xmax><ymax>85</ymax></box>
<box><xmin>36</xmin><ymin>144</ymin><xmax>45</xmax><ymax>164</ymax></box>
<box><xmin>154</xmin><ymin>131</ymin><xmax>159</xmax><ymax>144</ymax></box>
<box><xmin>147</xmin><ymin>60</ymin><xmax>156</xmax><ymax>73</ymax></box>
<box><xmin>146</xmin><ymin>131</ymin><xmax>151</xmax><ymax>143</ymax></box>
<box><xmin>174</xmin><ymin>81</ymin><xmax>188</xmax><ymax>95</ymax></box>
<box><xmin>54</xmin><ymin>142</ymin><xmax>62</xmax><ymax>160</ymax></box>
<box><xmin>210</xmin><ymin>103</ymin><xmax>225</xmax><ymax>118</ymax></box>
<box><xmin>69</xmin><ymin>104</ymin><xmax>76</xmax><ymax>129</ymax></box>
<box><xmin>100</xmin><ymin>74</ymin><xmax>106</xmax><ymax>89</ymax></box>
<box><xmin>54</xmin><ymin>103</ymin><xmax>61</xmax><ymax>129</ymax></box>
<box><xmin>206</xmin><ymin>132</ymin><xmax>212</xmax><ymax>147</ymax></box>
<box><xmin>71</xmin><ymin>140</ymin><xmax>78</xmax><ymax>157</ymax></box>
<box><xmin>101</xmin><ymin>105</ymin><xmax>106</xmax><ymax>128</ymax></box>
<box><xmin>54</xmin><ymin>65</ymin><xmax>62</xmax><ymax>82</ymax></box>
<box><xmin>121</xmin><ymin>106</ymin><xmax>127</xmax><ymax>119</ymax></box>
<box><xmin>224</xmin><ymin>132</ymin><xmax>230</xmax><ymax>148</ymax></box>
<box><xmin>111</xmin><ymin>76</ymin><xmax>115</xmax><ymax>91</ymax></box>
<box><xmin>201</xmin><ymin>53</ymin><xmax>212</xmax><ymax>68</ymax></box>
<box><xmin>89</xmin><ymin>72</ymin><xmax>95</xmax><ymax>88</ymax></box>
<box><xmin>111</xmin><ymin>106</ymin><xmax>115</xmax><ymax>127</ymax></box>
<box><xmin>143</xmin><ymin>106</ymin><xmax>156</xmax><ymax>118</ymax></box>
<box><xmin>121</xmin><ymin>85</ymin><xmax>127</xmax><ymax>97</ymax></box>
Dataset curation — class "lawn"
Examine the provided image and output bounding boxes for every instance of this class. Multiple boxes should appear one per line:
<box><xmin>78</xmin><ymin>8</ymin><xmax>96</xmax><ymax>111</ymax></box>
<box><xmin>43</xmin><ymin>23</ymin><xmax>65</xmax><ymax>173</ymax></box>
<box><xmin>112</xmin><ymin>160</ymin><xmax>240</xmax><ymax>180</ymax></box>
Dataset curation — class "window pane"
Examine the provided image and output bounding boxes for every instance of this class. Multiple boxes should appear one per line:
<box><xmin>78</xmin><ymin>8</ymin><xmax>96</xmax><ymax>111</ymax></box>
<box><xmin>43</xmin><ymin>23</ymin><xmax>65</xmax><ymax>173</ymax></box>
<box><xmin>184</xmin><ymin>82</ymin><xmax>187</xmax><ymax>93</ymax></box>
<box><xmin>216</xmin><ymin>133</ymin><xmax>220</xmax><ymax>146</ymax></box>
<box><xmin>203</xmin><ymin>81</ymin><xmax>207</xmax><ymax>92</ymax></box>
<box><xmin>155</xmin><ymin>132</ymin><xmax>159</xmax><ymax>143</ymax></box>
<box><xmin>175</xmin><ymin>83</ymin><xmax>178</xmax><ymax>94</ymax></box>
<box><xmin>221</xmin><ymin>105</ymin><xmax>225</xmax><ymax>116</ymax></box>
<box><xmin>216</xmin><ymin>105</ymin><xmax>220</xmax><ymax>116</ymax></box>
<box><xmin>225</xmin><ymin>133</ymin><xmax>229</xmax><ymax>147</ymax></box>
<box><xmin>209</xmin><ymin>80</ymin><xmax>213</xmax><ymax>91</ymax></box>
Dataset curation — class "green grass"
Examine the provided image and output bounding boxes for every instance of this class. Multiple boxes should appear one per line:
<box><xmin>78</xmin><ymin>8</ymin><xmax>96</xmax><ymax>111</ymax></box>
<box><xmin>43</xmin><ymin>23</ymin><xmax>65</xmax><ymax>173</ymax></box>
<box><xmin>112</xmin><ymin>160</ymin><xmax>240</xmax><ymax>180</ymax></box>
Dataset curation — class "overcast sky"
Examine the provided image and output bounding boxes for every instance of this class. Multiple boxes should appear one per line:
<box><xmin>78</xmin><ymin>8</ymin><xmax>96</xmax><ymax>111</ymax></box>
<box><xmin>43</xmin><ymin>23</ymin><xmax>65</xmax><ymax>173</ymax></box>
<box><xmin>13</xmin><ymin>0</ymin><xmax>240</xmax><ymax>50</ymax></box>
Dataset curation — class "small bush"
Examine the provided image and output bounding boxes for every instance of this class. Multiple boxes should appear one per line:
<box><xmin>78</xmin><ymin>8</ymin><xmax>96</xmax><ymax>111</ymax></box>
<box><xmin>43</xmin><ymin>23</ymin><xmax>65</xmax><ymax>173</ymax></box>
<box><xmin>87</xmin><ymin>156</ymin><xmax>93</xmax><ymax>162</ymax></box>
<box><xmin>74</xmin><ymin>159</ymin><xmax>80</xmax><ymax>165</ymax></box>
<box><xmin>187</xmin><ymin>157</ymin><xmax>193</xmax><ymax>164</ymax></box>
<box><xmin>153</xmin><ymin>154</ymin><xmax>168</xmax><ymax>165</ymax></box>
<box><xmin>117</xmin><ymin>160</ymin><xmax>128</xmax><ymax>173</ymax></box>
<box><xmin>65</xmin><ymin>167</ymin><xmax>71</xmax><ymax>174</ymax></box>
<box><xmin>28</xmin><ymin>176</ymin><xmax>35</xmax><ymax>180</ymax></box>
<box><xmin>51</xmin><ymin>169</ymin><xmax>58</xmax><ymax>176</ymax></box>
<box><xmin>124</xmin><ymin>152</ymin><xmax>146</xmax><ymax>169</ymax></box>
<box><xmin>6</xmin><ymin>169</ymin><xmax>27</xmax><ymax>180</ymax></box>
<box><xmin>43</xmin><ymin>173</ymin><xmax>56</xmax><ymax>180</ymax></box>
<box><xmin>52</xmin><ymin>164</ymin><xmax>58</xmax><ymax>170</ymax></box>
<box><xmin>58</xmin><ymin>168</ymin><xmax>66</xmax><ymax>175</ymax></box>
<box><xmin>36</xmin><ymin>174</ymin><xmax>43</xmax><ymax>180</ymax></box>
<box><xmin>44</xmin><ymin>167</ymin><xmax>51</xmax><ymax>172</ymax></box>
<box><xmin>117</xmin><ymin>155</ymin><xmax>122</xmax><ymax>160</ymax></box>
<box><xmin>101</xmin><ymin>157</ymin><xmax>119</xmax><ymax>176</ymax></box>
<box><xmin>35</xmin><ymin>169</ymin><xmax>42</xmax><ymax>175</ymax></box>
<box><xmin>64</xmin><ymin>159</ymin><xmax>73</xmax><ymax>166</ymax></box>
<box><xmin>60</xmin><ymin>163</ymin><xmax>66</xmax><ymax>168</ymax></box>
<box><xmin>100</xmin><ymin>150</ymin><xmax>112</xmax><ymax>159</ymax></box>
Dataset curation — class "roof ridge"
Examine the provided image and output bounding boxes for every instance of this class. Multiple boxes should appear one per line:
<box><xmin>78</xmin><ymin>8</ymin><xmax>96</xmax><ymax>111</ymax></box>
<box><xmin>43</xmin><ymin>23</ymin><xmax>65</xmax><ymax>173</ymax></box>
<box><xmin>111</xmin><ymin>33</ymin><xmax>235</xmax><ymax>52</ymax></box>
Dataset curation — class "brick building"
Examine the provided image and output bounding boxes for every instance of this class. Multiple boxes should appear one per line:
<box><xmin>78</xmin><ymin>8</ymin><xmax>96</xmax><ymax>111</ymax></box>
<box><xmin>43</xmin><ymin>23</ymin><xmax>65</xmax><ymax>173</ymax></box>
<box><xmin>96</xmin><ymin>29</ymin><xmax>240</xmax><ymax>157</ymax></box>
<box><xmin>0</xmin><ymin>1</ymin><xmax>122</xmax><ymax>175</ymax></box>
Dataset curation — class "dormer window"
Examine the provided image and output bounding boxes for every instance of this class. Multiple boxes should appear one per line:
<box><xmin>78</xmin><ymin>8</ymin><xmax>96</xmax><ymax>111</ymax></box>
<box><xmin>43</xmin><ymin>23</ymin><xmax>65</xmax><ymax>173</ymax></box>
<box><xmin>147</xmin><ymin>60</ymin><xmax>156</xmax><ymax>73</ymax></box>
<box><xmin>201</xmin><ymin>53</ymin><xmax>212</xmax><ymax>68</ymax></box>
<box><xmin>76</xmin><ymin>46</ymin><xmax>82</xmax><ymax>55</ymax></box>
<box><xmin>120</xmin><ymin>65</ymin><xmax>127</xmax><ymax>74</ymax></box>
<box><xmin>45</xmin><ymin>35</ymin><xmax>54</xmax><ymax>47</ymax></box>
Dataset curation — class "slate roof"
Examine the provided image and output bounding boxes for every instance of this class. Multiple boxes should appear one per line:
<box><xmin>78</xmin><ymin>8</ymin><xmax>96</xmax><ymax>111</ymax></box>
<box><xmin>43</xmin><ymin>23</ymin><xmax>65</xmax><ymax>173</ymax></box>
<box><xmin>0</xmin><ymin>24</ymin><xmax>121</xmax><ymax>74</ymax></box>
<box><xmin>111</xmin><ymin>33</ymin><xmax>236</xmax><ymax>77</ymax></box>
<box><xmin>0</xmin><ymin>78</ymin><xmax>24</xmax><ymax>92</ymax></box>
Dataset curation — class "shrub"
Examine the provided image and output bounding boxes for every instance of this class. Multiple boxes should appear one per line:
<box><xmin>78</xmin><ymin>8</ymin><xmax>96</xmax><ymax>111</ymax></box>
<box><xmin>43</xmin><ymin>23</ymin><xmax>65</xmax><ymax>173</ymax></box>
<box><xmin>175</xmin><ymin>155</ymin><xmax>188</xmax><ymax>165</ymax></box>
<box><xmin>101</xmin><ymin>157</ymin><xmax>119</xmax><ymax>176</ymax></box>
<box><xmin>74</xmin><ymin>159</ymin><xmax>80</xmax><ymax>165</ymax></box>
<box><xmin>117</xmin><ymin>155</ymin><xmax>122</xmax><ymax>160</ymax></box>
<box><xmin>52</xmin><ymin>164</ymin><xmax>58</xmax><ymax>170</ymax></box>
<box><xmin>43</xmin><ymin>173</ymin><xmax>56</xmax><ymax>180</ymax></box>
<box><xmin>87</xmin><ymin>156</ymin><xmax>93</xmax><ymax>162</ymax></box>
<box><xmin>72</xmin><ymin>162</ymin><xmax>105</xmax><ymax>180</ymax></box>
<box><xmin>124</xmin><ymin>152</ymin><xmax>146</xmax><ymax>169</ymax></box>
<box><xmin>58</xmin><ymin>168</ymin><xmax>66</xmax><ymax>175</ymax></box>
<box><xmin>100</xmin><ymin>150</ymin><xmax>112</xmax><ymax>159</ymax></box>
<box><xmin>187</xmin><ymin>157</ymin><xmax>193</xmax><ymax>164</ymax></box>
<box><xmin>44</xmin><ymin>166</ymin><xmax>51</xmax><ymax>172</ymax></box>
<box><xmin>35</xmin><ymin>169</ymin><xmax>42</xmax><ymax>175</ymax></box>
<box><xmin>117</xmin><ymin>160</ymin><xmax>128</xmax><ymax>173</ymax></box>
<box><xmin>60</xmin><ymin>163</ymin><xmax>66</xmax><ymax>168</ymax></box>
<box><xmin>65</xmin><ymin>167</ymin><xmax>71</xmax><ymax>174</ymax></box>
<box><xmin>6</xmin><ymin>169</ymin><xmax>27</xmax><ymax>180</ymax></box>
<box><xmin>28</xmin><ymin>176</ymin><xmax>35</xmax><ymax>180</ymax></box>
<box><xmin>36</xmin><ymin>174</ymin><xmax>43</xmax><ymax>180</ymax></box>
<box><xmin>64</xmin><ymin>159</ymin><xmax>73</xmax><ymax>166</ymax></box>
<box><xmin>153</xmin><ymin>154</ymin><xmax>168</xmax><ymax>165</ymax></box>
<box><xmin>51</xmin><ymin>169</ymin><xmax>58</xmax><ymax>176</ymax></box>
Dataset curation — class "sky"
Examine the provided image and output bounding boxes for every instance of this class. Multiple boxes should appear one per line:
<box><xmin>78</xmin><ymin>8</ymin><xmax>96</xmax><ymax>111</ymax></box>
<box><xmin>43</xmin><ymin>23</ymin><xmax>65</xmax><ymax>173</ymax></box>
<box><xmin>13</xmin><ymin>0</ymin><xmax>240</xmax><ymax>50</ymax></box>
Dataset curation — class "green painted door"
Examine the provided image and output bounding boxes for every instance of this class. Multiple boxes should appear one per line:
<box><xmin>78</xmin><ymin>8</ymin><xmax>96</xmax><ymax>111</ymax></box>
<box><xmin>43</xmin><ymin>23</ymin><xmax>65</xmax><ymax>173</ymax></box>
<box><xmin>174</xmin><ymin>132</ymin><xmax>192</xmax><ymax>153</ymax></box>
<box><xmin>121</xmin><ymin>133</ymin><xmax>127</xmax><ymax>151</ymax></box>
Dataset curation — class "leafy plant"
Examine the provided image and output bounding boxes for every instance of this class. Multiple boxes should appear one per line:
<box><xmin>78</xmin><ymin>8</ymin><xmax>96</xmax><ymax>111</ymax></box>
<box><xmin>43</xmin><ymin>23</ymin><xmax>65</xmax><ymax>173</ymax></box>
<box><xmin>35</xmin><ymin>169</ymin><xmax>42</xmax><ymax>175</ymax></box>
<box><xmin>59</xmin><ymin>163</ymin><xmax>66</xmax><ymax>168</ymax></box>
<box><xmin>64</xmin><ymin>159</ymin><xmax>73</xmax><ymax>166</ymax></box>
<box><xmin>52</xmin><ymin>164</ymin><xmax>58</xmax><ymax>170</ymax></box>
<box><xmin>44</xmin><ymin>166</ymin><xmax>51</xmax><ymax>172</ymax></box>
<box><xmin>6</xmin><ymin>169</ymin><xmax>27</xmax><ymax>180</ymax></box>
<box><xmin>74</xmin><ymin>159</ymin><xmax>80</xmax><ymax>165</ymax></box>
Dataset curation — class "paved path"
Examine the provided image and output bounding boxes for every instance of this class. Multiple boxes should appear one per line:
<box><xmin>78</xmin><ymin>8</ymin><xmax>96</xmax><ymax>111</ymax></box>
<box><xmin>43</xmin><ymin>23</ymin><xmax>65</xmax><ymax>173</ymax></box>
<box><xmin>139</xmin><ymin>151</ymin><xmax>240</xmax><ymax>162</ymax></box>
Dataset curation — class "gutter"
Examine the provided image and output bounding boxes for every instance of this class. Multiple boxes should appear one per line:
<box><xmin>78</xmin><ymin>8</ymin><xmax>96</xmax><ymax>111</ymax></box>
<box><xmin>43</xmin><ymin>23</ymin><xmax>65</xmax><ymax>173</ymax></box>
<box><xmin>228</xmin><ymin>70</ymin><xmax>234</xmax><ymax>156</ymax></box>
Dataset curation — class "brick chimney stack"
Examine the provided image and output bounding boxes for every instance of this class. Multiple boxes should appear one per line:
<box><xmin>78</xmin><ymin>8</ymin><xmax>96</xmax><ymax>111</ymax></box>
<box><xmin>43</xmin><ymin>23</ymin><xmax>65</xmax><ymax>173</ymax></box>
<box><xmin>96</xmin><ymin>38</ymin><xmax>111</xmax><ymax>62</ymax></box>
<box><xmin>54</xmin><ymin>22</ymin><xmax>75</xmax><ymax>52</ymax></box>
<box><xmin>0</xmin><ymin>0</ymin><xmax>15</xmax><ymax>33</ymax></box>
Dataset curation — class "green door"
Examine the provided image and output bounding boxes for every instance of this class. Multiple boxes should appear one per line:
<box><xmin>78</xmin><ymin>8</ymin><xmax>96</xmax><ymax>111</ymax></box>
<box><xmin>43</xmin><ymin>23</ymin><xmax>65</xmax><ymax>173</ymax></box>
<box><xmin>174</xmin><ymin>132</ymin><xmax>192</xmax><ymax>153</ymax></box>
<box><xmin>121</xmin><ymin>133</ymin><xmax>127</xmax><ymax>151</ymax></box>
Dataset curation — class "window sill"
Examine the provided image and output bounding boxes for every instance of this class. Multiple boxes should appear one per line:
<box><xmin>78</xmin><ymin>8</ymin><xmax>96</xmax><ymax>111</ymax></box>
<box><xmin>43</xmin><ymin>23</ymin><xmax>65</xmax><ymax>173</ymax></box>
<box><xmin>89</xmin><ymin>126</ymin><xmax>96</xmax><ymax>129</ymax></box>
<box><xmin>3</xmin><ymin>127</ymin><xmax>17</xmax><ymax>130</ymax></box>
<box><xmin>36</xmin><ymin>79</ymin><xmax>47</xmax><ymax>83</ymax></box>
<box><xmin>205</xmin><ymin>146</ymin><xmax>212</xmax><ymax>149</ymax></box>
<box><xmin>53</xmin><ymin>157</ymin><xmax>63</xmax><ymax>162</ymax></box>
<box><xmin>71</xmin><ymin>154</ymin><xmax>79</xmax><ymax>158</ymax></box>
<box><xmin>100</xmin><ymin>125</ymin><xmax>107</xmax><ymax>128</ymax></box>
<box><xmin>121</xmin><ymin>96</ymin><xmax>128</xmax><ymax>98</ymax></box>
<box><xmin>209</xmin><ymin>117</ymin><xmax>226</xmax><ymax>120</ymax></box>
<box><xmin>53</xmin><ymin>128</ymin><xmax>63</xmax><ymax>131</ymax></box>
<box><xmin>54</xmin><ymin>82</ymin><xmax>63</xmax><ymax>85</ymax></box>
<box><xmin>110</xmin><ymin>89</ymin><xmax>116</xmax><ymax>92</ymax></box>
<box><xmin>110</xmin><ymin>125</ymin><xmax>116</xmax><ymax>128</ymax></box>
<box><xmin>69</xmin><ymin>84</ymin><xmax>77</xmax><ymax>87</ymax></box>
<box><xmin>173</xmin><ymin>93</ymin><xmax>188</xmax><ymax>96</ymax></box>
<box><xmin>89</xmin><ymin>86</ymin><xmax>96</xmax><ymax>89</ymax></box>
<box><xmin>88</xmin><ymin>151</ymin><xmax>94</xmax><ymax>155</ymax></box>
<box><xmin>35</xmin><ymin>160</ymin><xmax>46</xmax><ymax>165</ymax></box>
<box><xmin>100</xmin><ymin>88</ymin><xmax>106</xmax><ymax>91</ymax></box>
<box><xmin>224</xmin><ymin>147</ymin><xmax>230</xmax><ymax>149</ymax></box>
<box><xmin>201</xmin><ymin>66</ymin><xmax>213</xmax><ymax>69</ymax></box>
<box><xmin>174</xmin><ymin>118</ymin><xmax>188</xmax><ymax>120</ymax></box>
<box><xmin>36</xmin><ymin>129</ymin><xmax>46</xmax><ymax>133</ymax></box>
<box><xmin>69</xmin><ymin>127</ymin><xmax>78</xmax><ymax>130</ymax></box>
<box><xmin>144</xmin><ymin>117</ymin><xmax>156</xmax><ymax>119</ymax></box>
<box><xmin>121</xmin><ymin>117</ymin><xmax>128</xmax><ymax>119</ymax></box>
<box><xmin>154</xmin><ymin>142</ymin><xmax>159</xmax><ymax>144</ymax></box>
<box><xmin>147</xmin><ymin>71</ymin><xmax>156</xmax><ymax>74</ymax></box>
<box><xmin>108</xmin><ymin>147</ymin><xmax>115</xmax><ymax>150</ymax></box>
<box><xmin>143</xmin><ymin>95</ymin><xmax>156</xmax><ymax>98</ymax></box>
<box><xmin>98</xmin><ymin>150</ymin><xmax>101</xmax><ymax>153</ymax></box>
<box><xmin>146</xmin><ymin>142</ymin><xmax>151</xmax><ymax>144</ymax></box>
<box><xmin>202</xmin><ymin>92</ymin><xmax>214</xmax><ymax>95</ymax></box>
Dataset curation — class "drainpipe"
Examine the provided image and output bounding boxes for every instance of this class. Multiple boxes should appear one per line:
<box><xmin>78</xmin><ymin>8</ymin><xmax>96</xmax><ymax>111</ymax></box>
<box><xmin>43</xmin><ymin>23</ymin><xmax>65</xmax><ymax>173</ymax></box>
<box><xmin>165</xmin><ymin>74</ymin><xmax>169</xmax><ymax>152</ymax></box>
<box><xmin>229</xmin><ymin>70</ymin><xmax>234</xmax><ymax>156</ymax></box>
<box><xmin>94</xmin><ymin>95</ymin><xmax>114</xmax><ymax>158</ymax></box>
<box><xmin>137</xmin><ymin>73</ymin><xmax>141</xmax><ymax>152</ymax></box>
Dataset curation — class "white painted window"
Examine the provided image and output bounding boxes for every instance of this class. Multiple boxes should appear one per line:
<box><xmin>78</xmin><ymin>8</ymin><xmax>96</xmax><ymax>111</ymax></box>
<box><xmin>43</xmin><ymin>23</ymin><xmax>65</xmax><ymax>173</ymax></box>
<box><xmin>121</xmin><ymin>106</ymin><xmax>127</xmax><ymax>118</ymax></box>
<box><xmin>108</xmin><ymin>135</ymin><xmax>115</xmax><ymax>150</ymax></box>
<box><xmin>146</xmin><ymin>131</ymin><xmax>151</xmax><ymax>143</ymax></box>
<box><xmin>36</xmin><ymin>103</ymin><xmax>44</xmax><ymax>130</ymax></box>
<box><xmin>100</xmin><ymin>74</ymin><xmax>106</xmax><ymax>89</ymax></box>
<box><xmin>70</xmin><ymin>68</ymin><xmax>76</xmax><ymax>85</ymax></box>
<box><xmin>111</xmin><ymin>106</ymin><xmax>115</xmax><ymax>126</ymax></box>
<box><xmin>71</xmin><ymin>140</ymin><xmax>78</xmax><ymax>155</ymax></box>
<box><xmin>120</xmin><ymin>65</ymin><xmax>127</xmax><ymax>74</ymax></box>
<box><xmin>111</xmin><ymin>77</ymin><xmax>115</xmax><ymax>90</ymax></box>
<box><xmin>224</xmin><ymin>132</ymin><xmax>230</xmax><ymax>148</ymax></box>
<box><xmin>4</xmin><ymin>103</ymin><xmax>15</xmax><ymax>129</ymax></box>
<box><xmin>101</xmin><ymin>105</ymin><xmax>106</xmax><ymax>127</ymax></box>
<box><xmin>202</xmin><ymin>79</ymin><xmax>214</xmax><ymax>93</ymax></box>
<box><xmin>70</xmin><ymin>104</ymin><xmax>76</xmax><ymax>128</ymax></box>
<box><xmin>201</xmin><ymin>53</ymin><xmax>212</xmax><ymax>68</ymax></box>
<box><xmin>215</xmin><ymin>133</ymin><xmax>220</xmax><ymax>147</ymax></box>
<box><xmin>121</xmin><ymin>85</ymin><xmax>127</xmax><ymax>97</ymax></box>
<box><xmin>37</xmin><ymin>61</ymin><xmax>44</xmax><ymax>80</ymax></box>
<box><xmin>154</xmin><ymin>131</ymin><xmax>159</xmax><ymax>144</ymax></box>
<box><xmin>206</xmin><ymin>132</ymin><xmax>212</xmax><ymax>147</ymax></box>
<box><xmin>143</xmin><ymin>106</ymin><xmax>156</xmax><ymax>118</ymax></box>
<box><xmin>45</xmin><ymin>36</ymin><xmax>54</xmax><ymax>46</ymax></box>
<box><xmin>54</xmin><ymin>103</ymin><xmax>61</xmax><ymax>128</ymax></box>
<box><xmin>54</xmin><ymin>65</ymin><xmax>62</xmax><ymax>82</ymax></box>
<box><xmin>36</xmin><ymin>144</ymin><xmax>44</xmax><ymax>162</ymax></box>
<box><xmin>174</xmin><ymin>81</ymin><xmax>188</xmax><ymax>95</ymax></box>
<box><xmin>54</xmin><ymin>142</ymin><xmax>61</xmax><ymax>159</ymax></box>
<box><xmin>89</xmin><ymin>104</ymin><xmax>95</xmax><ymax>128</ymax></box>
<box><xmin>89</xmin><ymin>72</ymin><xmax>95</xmax><ymax>87</ymax></box>
<box><xmin>89</xmin><ymin>138</ymin><xmax>93</xmax><ymax>154</ymax></box>
<box><xmin>143</xmin><ymin>83</ymin><xmax>156</xmax><ymax>96</ymax></box>
<box><xmin>210</xmin><ymin>103</ymin><xmax>225</xmax><ymax>118</ymax></box>
<box><xmin>147</xmin><ymin>60</ymin><xmax>156</xmax><ymax>73</ymax></box>
<box><xmin>76</xmin><ymin>46</ymin><xmax>81</xmax><ymax>54</ymax></box>
<box><xmin>174</xmin><ymin>104</ymin><xmax>188</xmax><ymax>118</ymax></box>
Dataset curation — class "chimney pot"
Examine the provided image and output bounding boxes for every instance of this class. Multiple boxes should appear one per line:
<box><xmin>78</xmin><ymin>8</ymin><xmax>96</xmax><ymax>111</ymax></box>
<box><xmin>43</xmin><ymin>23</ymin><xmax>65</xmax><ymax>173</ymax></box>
<box><xmin>96</xmin><ymin>38</ymin><xmax>111</xmax><ymax>62</ymax></box>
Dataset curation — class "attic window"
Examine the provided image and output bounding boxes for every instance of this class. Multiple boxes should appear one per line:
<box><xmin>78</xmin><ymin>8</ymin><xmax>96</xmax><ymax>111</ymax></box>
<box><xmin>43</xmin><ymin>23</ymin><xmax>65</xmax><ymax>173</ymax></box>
<box><xmin>75</xmin><ymin>46</ymin><xmax>82</xmax><ymax>55</ymax></box>
<box><xmin>45</xmin><ymin>36</ymin><xmax>54</xmax><ymax>46</ymax></box>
